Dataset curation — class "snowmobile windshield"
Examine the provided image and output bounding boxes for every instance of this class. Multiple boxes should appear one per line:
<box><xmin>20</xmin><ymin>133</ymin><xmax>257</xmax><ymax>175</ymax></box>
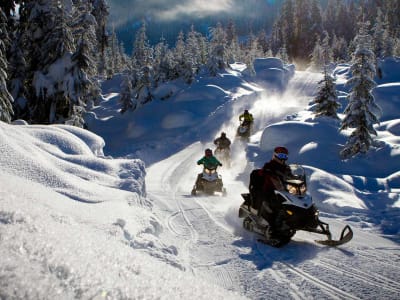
<box><xmin>289</xmin><ymin>164</ymin><xmax>305</xmax><ymax>178</ymax></box>
<box><xmin>286</xmin><ymin>180</ymin><xmax>307</xmax><ymax>196</ymax></box>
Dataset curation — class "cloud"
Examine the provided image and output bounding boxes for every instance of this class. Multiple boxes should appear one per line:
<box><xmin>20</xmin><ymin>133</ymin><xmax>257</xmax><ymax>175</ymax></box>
<box><xmin>155</xmin><ymin>0</ymin><xmax>234</xmax><ymax>21</ymax></box>
<box><xmin>107</xmin><ymin>0</ymin><xmax>268</xmax><ymax>27</ymax></box>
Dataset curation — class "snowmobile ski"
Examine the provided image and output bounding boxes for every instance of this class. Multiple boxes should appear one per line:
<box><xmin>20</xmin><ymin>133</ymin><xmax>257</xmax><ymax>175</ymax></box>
<box><xmin>315</xmin><ymin>225</ymin><xmax>353</xmax><ymax>246</ymax></box>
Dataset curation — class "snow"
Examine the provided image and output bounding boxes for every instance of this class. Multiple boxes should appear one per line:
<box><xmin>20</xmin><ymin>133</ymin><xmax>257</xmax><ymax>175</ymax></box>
<box><xmin>1</xmin><ymin>57</ymin><xmax>400</xmax><ymax>299</ymax></box>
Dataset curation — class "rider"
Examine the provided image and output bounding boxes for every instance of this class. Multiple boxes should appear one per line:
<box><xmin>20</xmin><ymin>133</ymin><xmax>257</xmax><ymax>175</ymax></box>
<box><xmin>239</xmin><ymin>109</ymin><xmax>254</xmax><ymax>126</ymax></box>
<box><xmin>249</xmin><ymin>146</ymin><xmax>292</xmax><ymax>232</ymax></box>
<box><xmin>213</xmin><ymin>132</ymin><xmax>231</xmax><ymax>151</ymax></box>
<box><xmin>197</xmin><ymin>148</ymin><xmax>222</xmax><ymax>169</ymax></box>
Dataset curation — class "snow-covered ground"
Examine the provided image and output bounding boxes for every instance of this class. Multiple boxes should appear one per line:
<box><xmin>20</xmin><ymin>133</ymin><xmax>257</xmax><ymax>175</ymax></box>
<box><xmin>1</xmin><ymin>57</ymin><xmax>399</xmax><ymax>299</ymax></box>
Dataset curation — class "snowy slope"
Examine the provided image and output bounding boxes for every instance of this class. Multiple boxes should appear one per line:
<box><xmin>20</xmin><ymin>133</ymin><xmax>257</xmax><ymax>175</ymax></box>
<box><xmin>1</xmin><ymin>57</ymin><xmax>400</xmax><ymax>299</ymax></box>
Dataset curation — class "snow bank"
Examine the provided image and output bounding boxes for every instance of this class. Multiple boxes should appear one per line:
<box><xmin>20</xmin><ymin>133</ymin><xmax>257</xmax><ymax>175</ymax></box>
<box><xmin>0</xmin><ymin>122</ymin><xmax>146</xmax><ymax>204</ymax></box>
<box><xmin>0</xmin><ymin>121</ymin><xmax>244</xmax><ymax>299</ymax></box>
<box><xmin>245</xmin><ymin>58</ymin><xmax>294</xmax><ymax>90</ymax></box>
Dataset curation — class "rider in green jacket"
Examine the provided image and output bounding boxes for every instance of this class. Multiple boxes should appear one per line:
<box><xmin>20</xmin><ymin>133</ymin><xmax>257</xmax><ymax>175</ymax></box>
<box><xmin>197</xmin><ymin>148</ymin><xmax>222</xmax><ymax>169</ymax></box>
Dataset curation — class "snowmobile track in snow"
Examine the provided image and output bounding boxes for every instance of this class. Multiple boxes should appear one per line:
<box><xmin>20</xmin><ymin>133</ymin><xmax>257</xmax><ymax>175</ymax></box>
<box><xmin>280</xmin><ymin>262</ymin><xmax>360</xmax><ymax>300</ymax></box>
<box><xmin>317</xmin><ymin>259</ymin><xmax>400</xmax><ymax>294</ymax></box>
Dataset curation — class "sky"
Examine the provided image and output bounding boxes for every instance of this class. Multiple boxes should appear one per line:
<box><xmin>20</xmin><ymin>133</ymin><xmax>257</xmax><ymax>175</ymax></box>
<box><xmin>107</xmin><ymin>0</ymin><xmax>281</xmax><ymax>52</ymax></box>
<box><xmin>1</xmin><ymin>56</ymin><xmax>400</xmax><ymax>298</ymax></box>
<box><xmin>108</xmin><ymin>0</ymin><xmax>280</xmax><ymax>26</ymax></box>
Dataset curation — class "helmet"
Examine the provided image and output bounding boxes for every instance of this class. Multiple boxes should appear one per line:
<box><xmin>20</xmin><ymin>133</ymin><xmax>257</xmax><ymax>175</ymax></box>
<box><xmin>273</xmin><ymin>146</ymin><xmax>288</xmax><ymax>161</ymax></box>
<box><xmin>221</xmin><ymin>132</ymin><xmax>226</xmax><ymax>137</ymax></box>
<box><xmin>205</xmin><ymin>148</ymin><xmax>212</xmax><ymax>156</ymax></box>
<box><xmin>244</xmin><ymin>109</ymin><xmax>249</xmax><ymax>114</ymax></box>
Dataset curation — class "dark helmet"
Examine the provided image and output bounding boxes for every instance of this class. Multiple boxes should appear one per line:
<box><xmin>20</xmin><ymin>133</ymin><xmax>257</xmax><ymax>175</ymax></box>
<box><xmin>205</xmin><ymin>148</ymin><xmax>213</xmax><ymax>156</ymax></box>
<box><xmin>244</xmin><ymin>109</ymin><xmax>249</xmax><ymax>114</ymax></box>
<box><xmin>221</xmin><ymin>132</ymin><xmax>226</xmax><ymax>137</ymax></box>
<box><xmin>273</xmin><ymin>146</ymin><xmax>289</xmax><ymax>161</ymax></box>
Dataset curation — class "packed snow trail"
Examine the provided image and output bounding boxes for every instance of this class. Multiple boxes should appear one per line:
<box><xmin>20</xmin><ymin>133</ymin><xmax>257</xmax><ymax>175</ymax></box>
<box><xmin>146</xmin><ymin>71</ymin><xmax>400</xmax><ymax>299</ymax></box>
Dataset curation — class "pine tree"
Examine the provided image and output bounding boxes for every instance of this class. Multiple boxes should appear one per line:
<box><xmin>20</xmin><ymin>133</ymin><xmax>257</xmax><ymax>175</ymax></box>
<box><xmin>276</xmin><ymin>45</ymin><xmax>289</xmax><ymax>64</ymax></box>
<box><xmin>90</xmin><ymin>0</ymin><xmax>109</xmax><ymax>75</ymax></box>
<box><xmin>186</xmin><ymin>25</ymin><xmax>204</xmax><ymax>74</ymax></box>
<box><xmin>331</xmin><ymin>34</ymin><xmax>349</xmax><ymax>63</ymax></box>
<box><xmin>243</xmin><ymin>32</ymin><xmax>258</xmax><ymax>76</ymax></box>
<box><xmin>119</xmin><ymin>74</ymin><xmax>136</xmax><ymax>113</ymax></box>
<box><xmin>0</xmin><ymin>8</ymin><xmax>13</xmax><ymax>123</ymax></box>
<box><xmin>153</xmin><ymin>36</ymin><xmax>169</xmax><ymax>86</ymax></box>
<box><xmin>309</xmin><ymin>35</ymin><xmax>324</xmax><ymax>71</ymax></box>
<box><xmin>225</xmin><ymin>19</ymin><xmax>240</xmax><ymax>63</ymax></box>
<box><xmin>340</xmin><ymin>21</ymin><xmax>381</xmax><ymax>159</ymax></box>
<box><xmin>372</xmin><ymin>8</ymin><xmax>386</xmax><ymax>59</ymax></box>
<box><xmin>134</xmin><ymin>65</ymin><xmax>153</xmax><ymax>106</ymax></box>
<box><xmin>132</xmin><ymin>20</ymin><xmax>153</xmax><ymax>70</ymax></box>
<box><xmin>31</xmin><ymin>1</ymin><xmax>75</xmax><ymax>124</ymax></box>
<box><xmin>313</xmin><ymin>66</ymin><xmax>340</xmax><ymax>119</ymax></box>
<box><xmin>207</xmin><ymin>22</ymin><xmax>228</xmax><ymax>76</ymax></box>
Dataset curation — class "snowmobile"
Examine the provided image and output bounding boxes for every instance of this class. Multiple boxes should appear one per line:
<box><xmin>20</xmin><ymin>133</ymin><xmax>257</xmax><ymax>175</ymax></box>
<box><xmin>236</xmin><ymin>120</ymin><xmax>252</xmax><ymax>139</ymax></box>
<box><xmin>191</xmin><ymin>166</ymin><xmax>227</xmax><ymax>196</ymax></box>
<box><xmin>238</xmin><ymin>164</ymin><xmax>353</xmax><ymax>247</ymax></box>
<box><xmin>214</xmin><ymin>147</ymin><xmax>231</xmax><ymax>168</ymax></box>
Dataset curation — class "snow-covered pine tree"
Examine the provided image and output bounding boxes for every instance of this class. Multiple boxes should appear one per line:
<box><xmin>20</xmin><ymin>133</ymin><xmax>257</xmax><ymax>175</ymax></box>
<box><xmin>132</xmin><ymin>20</ymin><xmax>153</xmax><ymax>70</ymax></box>
<box><xmin>313</xmin><ymin>66</ymin><xmax>340</xmax><ymax>119</ymax></box>
<box><xmin>0</xmin><ymin>8</ymin><xmax>13</xmax><ymax>122</ymax></box>
<box><xmin>310</xmin><ymin>31</ymin><xmax>333</xmax><ymax>71</ymax></box>
<box><xmin>207</xmin><ymin>22</ymin><xmax>228</xmax><ymax>76</ymax></box>
<box><xmin>225</xmin><ymin>19</ymin><xmax>240</xmax><ymax>64</ymax></box>
<box><xmin>331</xmin><ymin>34</ymin><xmax>349</xmax><ymax>63</ymax></box>
<box><xmin>309</xmin><ymin>35</ymin><xmax>324</xmax><ymax>71</ymax></box>
<box><xmin>186</xmin><ymin>25</ymin><xmax>203</xmax><ymax>75</ymax></box>
<box><xmin>153</xmin><ymin>36</ymin><xmax>169</xmax><ymax>86</ymax></box>
<box><xmin>31</xmin><ymin>1</ymin><xmax>75</xmax><ymax>124</ymax></box>
<box><xmin>90</xmin><ymin>0</ymin><xmax>109</xmax><ymax>75</ymax></box>
<box><xmin>276</xmin><ymin>45</ymin><xmax>289</xmax><ymax>64</ymax></box>
<box><xmin>119</xmin><ymin>74</ymin><xmax>136</xmax><ymax>113</ymax></box>
<box><xmin>134</xmin><ymin>65</ymin><xmax>153</xmax><ymax>106</ymax></box>
<box><xmin>372</xmin><ymin>8</ymin><xmax>386</xmax><ymax>59</ymax></box>
<box><xmin>340</xmin><ymin>21</ymin><xmax>382</xmax><ymax>159</ymax></box>
<box><xmin>66</xmin><ymin>37</ymin><xmax>96</xmax><ymax>114</ymax></box>
<box><xmin>270</xmin><ymin>0</ymin><xmax>295</xmax><ymax>60</ymax></box>
<box><xmin>256</xmin><ymin>29</ymin><xmax>270</xmax><ymax>57</ymax></box>
<box><xmin>243</xmin><ymin>32</ymin><xmax>258</xmax><ymax>76</ymax></box>
<box><xmin>65</xmin><ymin>105</ymin><xmax>85</xmax><ymax>128</ymax></box>
<box><xmin>321</xmin><ymin>31</ymin><xmax>333</xmax><ymax>65</ymax></box>
<box><xmin>8</xmin><ymin>24</ymin><xmax>29</xmax><ymax>120</ymax></box>
<box><xmin>173</xmin><ymin>30</ymin><xmax>194</xmax><ymax>83</ymax></box>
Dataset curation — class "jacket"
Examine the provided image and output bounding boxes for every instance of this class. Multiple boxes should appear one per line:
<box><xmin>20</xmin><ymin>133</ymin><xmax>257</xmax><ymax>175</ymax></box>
<box><xmin>259</xmin><ymin>159</ymin><xmax>292</xmax><ymax>195</ymax></box>
<box><xmin>239</xmin><ymin>113</ymin><xmax>254</xmax><ymax>122</ymax></box>
<box><xmin>197</xmin><ymin>156</ymin><xmax>222</xmax><ymax>169</ymax></box>
<box><xmin>213</xmin><ymin>137</ymin><xmax>231</xmax><ymax>149</ymax></box>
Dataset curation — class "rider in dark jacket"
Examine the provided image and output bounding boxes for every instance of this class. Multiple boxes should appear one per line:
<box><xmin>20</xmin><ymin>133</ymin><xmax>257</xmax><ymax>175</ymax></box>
<box><xmin>213</xmin><ymin>132</ymin><xmax>231</xmax><ymax>150</ymax></box>
<box><xmin>249</xmin><ymin>146</ymin><xmax>292</xmax><ymax>230</ymax></box>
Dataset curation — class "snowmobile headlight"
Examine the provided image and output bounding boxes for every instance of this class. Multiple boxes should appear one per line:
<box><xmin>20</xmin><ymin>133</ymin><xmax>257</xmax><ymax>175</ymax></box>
<box><xmin>205</xmin><ymin>168</ymin><xmax>216</xmax><ymax>175</ymax></box>
<box><xmin>286</xmin><ymin>184</ymin><xmax>297</xmax><ymax>195</ymax></box>
<box><xmin>286</xmin><ymin>210</ymin><xmax>293</xmax><ymax>216</ymax></box>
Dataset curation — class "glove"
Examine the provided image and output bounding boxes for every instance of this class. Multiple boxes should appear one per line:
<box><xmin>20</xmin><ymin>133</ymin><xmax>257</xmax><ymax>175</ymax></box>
<box><xmin>197</xmin><ymin>162</ymin><xmax>201</xmax><ymax>165</ymax></box>
<box><xmin>219</xmin><ymin>163</ymin><xmax>223</xmax><ymax>166</ymax></box>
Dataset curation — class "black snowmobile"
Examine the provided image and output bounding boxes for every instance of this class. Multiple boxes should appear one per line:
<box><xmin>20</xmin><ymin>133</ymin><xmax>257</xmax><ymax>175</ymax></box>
<box><xmin>236</xmin><ymin>120</ymin><xmax>252</xmax><ymax>139</ymax></box>
<box><xmin>191</xmin><ymin>166</ymin><xmax>227</xmax><ymax>196</ymax></box>
<box><xmin>238</xmin><ymin>164</ymin><xmax>353</xmax><ymax>247</ymax></box>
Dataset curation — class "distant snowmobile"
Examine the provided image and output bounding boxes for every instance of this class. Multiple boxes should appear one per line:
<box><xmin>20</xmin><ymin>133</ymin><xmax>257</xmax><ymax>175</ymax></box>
<box><xmin>191</xmin><ymin>166</ymin><xmax>227</xmax><ymax>196</ymax></box>
<box><xmin>236</xmin><ymin>120</ymin><xmax>252</xmax><ymax>139</ymax></box>
<box><xmin>238</xmin><ymin>164</ymin><xmax>353</xmax><ymax>247</ymax></box>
